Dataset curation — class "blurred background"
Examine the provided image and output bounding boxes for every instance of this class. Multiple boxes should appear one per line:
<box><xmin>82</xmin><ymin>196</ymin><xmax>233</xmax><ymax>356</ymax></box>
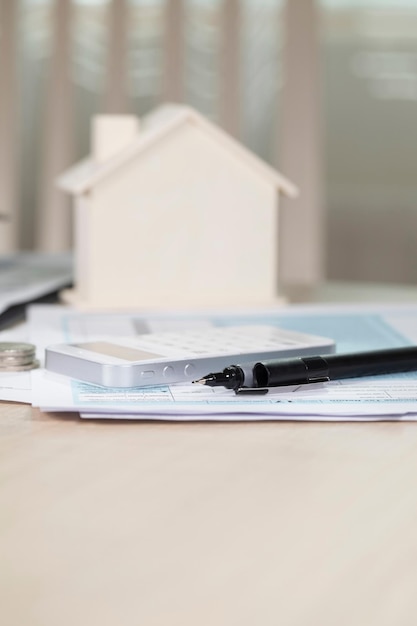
<box><xmin>0</xmin><ymin>0</ymin><xmax>416</xmax><ymax>287</ymax></box>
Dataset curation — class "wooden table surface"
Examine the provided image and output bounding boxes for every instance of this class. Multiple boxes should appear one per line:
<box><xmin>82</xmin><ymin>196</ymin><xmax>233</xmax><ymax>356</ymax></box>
<box><xmin>2</xmin><ymin>401</ymin><xmax>417</xmax><ymax>626</ymax></box>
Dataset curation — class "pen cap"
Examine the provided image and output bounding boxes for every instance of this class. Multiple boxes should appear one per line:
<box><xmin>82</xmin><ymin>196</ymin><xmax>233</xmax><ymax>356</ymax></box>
<box><xmin>253</xmin><ymin>358</ymin><xmax>309</xmax><ymax>387</ymax></box>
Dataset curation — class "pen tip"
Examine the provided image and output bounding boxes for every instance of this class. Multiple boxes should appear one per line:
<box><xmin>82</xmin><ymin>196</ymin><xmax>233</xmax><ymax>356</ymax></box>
<box><xmin>192</xmin><ymin>378</ymin><xmax>206</xmax><ymax>385</ymax></box>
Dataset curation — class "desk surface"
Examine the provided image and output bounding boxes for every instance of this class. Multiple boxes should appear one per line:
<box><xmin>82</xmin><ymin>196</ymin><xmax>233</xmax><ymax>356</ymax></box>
<box><xmin>2</xmin><ymin>405</ymin><xmax>417</xmax><ymax>626</ymax></box>
<box><xmin>2</xmin><ymin>282</ymin><xmax>417</xmax><ymax>625</ymax></box>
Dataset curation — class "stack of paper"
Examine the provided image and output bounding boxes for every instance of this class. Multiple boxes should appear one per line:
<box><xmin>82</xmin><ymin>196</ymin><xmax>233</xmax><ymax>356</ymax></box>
<box><xmin>0</xmin><ymin>252</ymin><xmax>72</xmax><ymax>317</ymax></box>
<box><xmin>24</xmin><ymin>303</ymin><xmax>417</xmax><ymax>421</ymax></box>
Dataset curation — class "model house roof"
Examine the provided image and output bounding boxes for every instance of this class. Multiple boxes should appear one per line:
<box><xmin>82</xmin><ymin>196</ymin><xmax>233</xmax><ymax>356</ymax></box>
<box><xmin>58</xmin><ymin>104</ymin><xmax>298</xmax><ymax>198</ymax></box>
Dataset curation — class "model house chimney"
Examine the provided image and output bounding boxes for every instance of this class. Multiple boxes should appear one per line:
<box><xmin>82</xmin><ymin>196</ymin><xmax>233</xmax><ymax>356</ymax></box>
<box><xmin>92</xmin><ymin>115</ymin><xmax>140</xmax><ymax>163</ymax></box>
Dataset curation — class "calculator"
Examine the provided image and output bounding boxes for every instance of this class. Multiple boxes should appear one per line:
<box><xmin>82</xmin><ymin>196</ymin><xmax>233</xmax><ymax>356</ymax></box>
<box><xmin>45</xmin><ymin>325</ymin><xmax>336</xmax><ymax>388</ymax></box>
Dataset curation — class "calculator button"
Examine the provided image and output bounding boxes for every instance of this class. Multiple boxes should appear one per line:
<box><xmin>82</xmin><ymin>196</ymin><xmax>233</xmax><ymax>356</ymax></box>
<box><xmin>163</xmin><ymin>366</ymin><xmax>174</xmax><ymax>378</ymax></box>
<box><xmin>140</xmin><ymin>370</ymin><xmax>155</xmax><ymax>379</ymax></box>
<box><xmin>184</xmin><ymin>363</ymin><xmax>195</xmax><ymax>377</ymax></box>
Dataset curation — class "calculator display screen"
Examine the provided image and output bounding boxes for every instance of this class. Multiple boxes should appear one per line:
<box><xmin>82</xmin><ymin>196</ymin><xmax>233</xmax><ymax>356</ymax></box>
<box><xmin>75</xmin><ymin>341</ymin><xmax>162</xmax><ymax>362</ymax></box>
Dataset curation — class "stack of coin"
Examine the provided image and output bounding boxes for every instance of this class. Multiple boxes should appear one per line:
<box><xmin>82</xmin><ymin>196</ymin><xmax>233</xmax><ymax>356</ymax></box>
<box><xmin>0</xmin><ymin>342</ymin><xmax>39</xmax><ymax>371</ymax></box>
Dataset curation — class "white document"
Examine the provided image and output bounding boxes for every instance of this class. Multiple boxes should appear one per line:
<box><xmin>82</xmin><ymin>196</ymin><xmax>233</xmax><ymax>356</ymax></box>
<box><xmin>31</xmin><ymin>369</ymin><xmax>417</xmax><ymax>419</ymax></box>
<box><xmin>29</xmin><ymin>303</ymin><xmax>417</xmax><ymax>420</ymax></box>
<box><xmin>0</xmin><ymin>371</ymin><xmax>32</xmax><ymax>404</ymax></box>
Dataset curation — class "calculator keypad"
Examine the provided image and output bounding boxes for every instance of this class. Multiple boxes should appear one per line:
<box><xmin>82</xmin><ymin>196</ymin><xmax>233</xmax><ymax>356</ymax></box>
<box><xmin>129</xmin><ymin>325</ymin><xmax>303</xmax><ymax>357</ymax></box>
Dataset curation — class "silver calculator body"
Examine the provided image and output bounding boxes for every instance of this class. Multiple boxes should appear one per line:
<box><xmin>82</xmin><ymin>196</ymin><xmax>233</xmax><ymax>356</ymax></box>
<box><xmin>45</xmin><ymin>325</ymin><xmax>336</xmax><ymax>388</ymax></box>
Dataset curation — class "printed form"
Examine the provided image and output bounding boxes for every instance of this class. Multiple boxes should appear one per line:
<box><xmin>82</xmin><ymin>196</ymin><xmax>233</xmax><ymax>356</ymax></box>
<box><xmin>28</xmin><ymin>303</ymin><xmax>417</xmax><ymax>420</ymax></box>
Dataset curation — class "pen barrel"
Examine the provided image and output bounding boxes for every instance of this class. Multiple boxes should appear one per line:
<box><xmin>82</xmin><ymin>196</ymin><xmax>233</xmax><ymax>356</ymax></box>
<box><xmin>323</xmin><ymin>347</ymin><xmax>417</xmax><ymax>379</ymax></box>
<box><xmin>254</xmin><ymin>346</ymin><xmax>417</xmax><ymax>388</ymax></box>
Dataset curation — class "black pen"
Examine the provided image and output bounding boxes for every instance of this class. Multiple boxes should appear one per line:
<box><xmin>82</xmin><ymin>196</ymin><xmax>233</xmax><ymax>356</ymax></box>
<box><xmin>194</xmin><ymin>346</ymin><xmax>417</xmax><ymax>391</ymax></box>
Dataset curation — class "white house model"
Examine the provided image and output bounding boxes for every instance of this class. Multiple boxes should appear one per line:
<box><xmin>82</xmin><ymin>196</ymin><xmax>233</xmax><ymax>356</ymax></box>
<box><xmin>58</xmin><ymin>104</ymin><xmax>298</xmax><ymax>309</ymax></box>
